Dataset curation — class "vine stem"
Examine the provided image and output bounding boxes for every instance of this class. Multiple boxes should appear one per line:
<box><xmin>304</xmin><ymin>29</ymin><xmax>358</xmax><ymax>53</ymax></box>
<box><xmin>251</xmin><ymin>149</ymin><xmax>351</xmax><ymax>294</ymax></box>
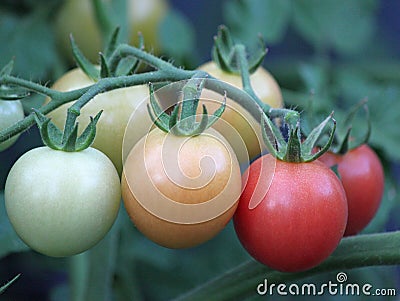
<box><xmin>0</xmin><ymin>41</ymin><xmax>302</xmax><ymax>144</ymax></box>
<box><xmin>0</xmin><ymin>68</ymin><xmax>194</xmax><ymax>144</ymax></box>
<box><xmin>173</xmin><ymin>231</ymin><xmax>400</xmax><ymax>301</ymax></box>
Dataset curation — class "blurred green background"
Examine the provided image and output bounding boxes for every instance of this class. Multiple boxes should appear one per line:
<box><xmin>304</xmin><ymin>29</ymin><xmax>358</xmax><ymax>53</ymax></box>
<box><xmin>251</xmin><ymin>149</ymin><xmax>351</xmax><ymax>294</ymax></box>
<box><xmin>1</xmin><ymin>0</ymin><xmax>400</xmax><ymax>300</ymax></box>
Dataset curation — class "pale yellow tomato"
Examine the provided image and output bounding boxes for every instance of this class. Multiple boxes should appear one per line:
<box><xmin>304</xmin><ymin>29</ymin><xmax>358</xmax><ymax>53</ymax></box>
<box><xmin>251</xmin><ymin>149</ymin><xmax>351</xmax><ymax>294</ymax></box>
<box><xmin>198</xmin><ymin>61</ymin><xmax>283</xmax><ymax>166</ymax></box>
<box><xmin>44</xmin><ymin>68</ymin><xmax>151</xmax><ymax>174</ymax></box>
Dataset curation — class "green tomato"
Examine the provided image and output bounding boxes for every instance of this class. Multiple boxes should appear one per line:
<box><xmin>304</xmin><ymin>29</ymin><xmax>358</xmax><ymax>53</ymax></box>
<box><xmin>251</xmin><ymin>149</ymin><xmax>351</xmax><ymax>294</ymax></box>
<box><xmin>44</xmin><ymin>68</ymin><xmax>151</xmax><ymax>175</ymax></box>
<box><xmin>5</xmin><ymin>146</ymin><xmax>121</xmax><ymax>257</ymax></box>
<box><xmin>0</xmin><ymin>100</ymin><xmax>24</xmax><ymax>151</ymax></box>
<box><xmin>55</xmin><ymin>0</ymin><xmax>168</xmax><ymax>62</ymax></box>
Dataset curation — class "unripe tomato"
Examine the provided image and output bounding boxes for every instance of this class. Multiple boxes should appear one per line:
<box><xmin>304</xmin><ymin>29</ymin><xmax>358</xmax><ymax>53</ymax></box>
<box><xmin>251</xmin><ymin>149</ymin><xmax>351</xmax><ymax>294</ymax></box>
<box><xmin>44</xmin><ymin>68</ymin><xmax>151</xmax><ymax>174</ymax></box>
<box><xmin>319</xmin><ymin>144</ymin><xmax>384</xmax><ymax>236</ymax></box>
<box><xmin>121</xmin><ymin>127</ymin><xmax>242</xmax><ymax>249</ymax></box>
<box><xmin>5</xmin><ymin>146</ymin><xmax>121</xmax><ymax>257</ymax></box>
<box><xmin>0</xmin><ymin>100</ymin><xmax>24</xmax><ymax>151</ymax></box>
<box><xmin>55</xmin><ymin>0</ymin><xmax>168</xmax><ymax>62</ymax></box>
<box><xmin>198</xmin><ymin>61</ymin><xmax>283</xmax><ymax>166</ymax></box>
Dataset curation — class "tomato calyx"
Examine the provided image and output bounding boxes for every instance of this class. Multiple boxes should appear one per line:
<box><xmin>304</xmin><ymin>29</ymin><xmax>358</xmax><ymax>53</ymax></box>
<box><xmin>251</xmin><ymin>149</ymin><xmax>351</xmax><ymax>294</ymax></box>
<box><xmin>71</xmin><ymin>27</ymin><xmax>143</xmax><ymax>82</ymax></box>
<box><xmin>333</xmin><ymin>100</ymin><xmax>371</xmax><ymax>155</ymax></box>
<box><xmin>0</xmin><ymin>61</ymin><xmax>30</xmax><ymax>100</ymax></box>
<box><xmin>212</xmin><ymin>25</ymin><xmax>266</xmax><ymax>76</ymax></box>
<box><xmin>148</xmin><ymin>78</ymin><xmax>226</xmax><ymax>136</ymax></box>
<box><xmin>33</xmin><ymin>109</ymin><xmax>102</xmax><ymax>152</ymax></box>
<box><xmin>262</xmin><ymin>111</ymin><xmax>336</xmax><ymax>163</ymax></box>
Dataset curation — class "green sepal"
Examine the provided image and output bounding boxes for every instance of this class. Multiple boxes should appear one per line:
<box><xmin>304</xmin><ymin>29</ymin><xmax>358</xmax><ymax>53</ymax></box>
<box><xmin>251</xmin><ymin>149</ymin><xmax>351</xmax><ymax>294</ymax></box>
<box><xmin>261</xmin><ymin>111</ymin><xmax>336</xmax><ymax>163</ymax></box>
<box><xmin>212</xmin><ymin>25</ymin><xmax>236</xmax><ymax>73</ymax></box>
<box><xmin>303</xmin><ymin>113</ymin><xmax>337</xmax><ymax>162</ymax></box>
<box><xmin>75</xmin><ymin>111</ymin><xmax>102</xmax><ymax>151</ymax></box>
<box><xmin>169</xmin><ymin>104</ymin><xmax>181</xmax><ymax>134</ymax></box>
<box><xmin>190</xmin><ymin>105</ymin><xmax>210</xmax><ymax>136</ymax></box>
<box><xmin>62</xmin><ymin>124</ymin><xmax>79</xmax><ymax>152</ymax></box>
<box><xmin>333</xmin><ymin>100</ymin><xmax>371</xmax><ymax>155</ymax></box>
<box><xmin>148</xmin><ymin>83</ymin><xmax>170</xmax><ymax>130</ymax></box>
<box><xmin>211</xmin><ymin>25</ymin><xmax>267</xmax><ymax>75</ymax></box>
<box><xmin>115</xmin><ymin>56</ymin><xmax>140</xmax><ymax>76</ymax></box>
<box><xmin>261</xmin><ymin>111</ymin><xmax>287</xmax><ymax>157</ymax></box>
<box><xmin>0</xmin><ymin>61</ymin><xmax>30</xmax><ymax>100</ymax></box>
<box><xmin>100</xmin><ymin>53</ymin><xmax>110</xmax><ymax>78</ymax></box>
<box><xmin>0</xmin><ymin>86</ymin><xmax>30</xmax><ymax>100</ymax></box>
<box><xmin>207</xmin><ymin>93</ymin><xmax>226</xmax><ymax>128</ymax></box>
<box><xmin>104</xmin><ymin>27</ymin><xmax>120</xmax><ymax>59</ymax></box>
<box><xmin>247</xmin><ymin>35</ymin><xmax>268</xmax><ymax>74</ymax></box>
<box><xmin>283</xmin><ymin>125</ymin><xmax>302</xmax><ymax>162</ymax></box>
<box><xmin>148</xmin><ymin>77</ymin><xmax>226</xmax><ymax>137</ymax></box>
<box><xmin>70</xmin><ymin>35</ymin><xmax>100</xmax><ymax>81</ymax></box>
<box><xmin>33</xmin><ymin>109</ymin><xmax>102</xmax><ymax>152</ymax></box>
<box><xmin>33</xmin><ymin>109</ymin><xmax>64</xmax><ymax>149</ymax></box>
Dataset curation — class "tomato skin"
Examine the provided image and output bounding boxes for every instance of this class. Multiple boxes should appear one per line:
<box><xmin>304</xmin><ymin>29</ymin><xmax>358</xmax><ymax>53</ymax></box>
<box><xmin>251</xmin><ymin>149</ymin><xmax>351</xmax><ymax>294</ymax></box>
<box><xmin>121</xmin><ymin>127</ymin><xmax>242</xmax><ymax>249</ymax></box>
<box><xmin>319</xmin><ymin>144</ymin><xmax>384</xmax><ymax>236</ymax></box>
<box><xmin>4</xmin><ymin>146</ymin><xmax>121</xmax><ymax>257</ymax></box>
<box><xmin>45</xmin><ymin>68</ymin><xmax>151</xmax><ymax>175</ymax></box>
<box><xmin>0</xmin><ymin>100</ymin><xmax>25</xmax><ymax>151</ymax></box>
<box><xmin>234</xmin><ymin>155</ymin><xmax>348</xmax><ymax>272</ymax></box>
<box><xmin>198</xmin><ymin>61</ymin><xmax>283</xmax><ymax>165</ymax></box>
<box><xmin>55</xmin><ymin>0</ymin><xmax>168</xmax><ymax>62</ymax></box>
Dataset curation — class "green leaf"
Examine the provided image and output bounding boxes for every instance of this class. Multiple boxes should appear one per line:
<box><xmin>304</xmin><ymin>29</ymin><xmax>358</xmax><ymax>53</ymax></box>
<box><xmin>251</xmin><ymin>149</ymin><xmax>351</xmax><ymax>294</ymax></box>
<box><xmin>0</xmin><ymin>191</ymin><xmax>29</xmax><ymax>258</ymax></box>
<box><xmin>159</xmin><ymin>10</ymin><xmax>196</xmax><ymax>63</ymax></box>
<box><xmin>292</xmin><ymin>0</ymin><xmax>378</xmax><ymax>54</ymax></box>
<box><xmin>0</xmin><ymin>9</ymin><xmax>59</xmax><ymax>81</ymax></box>
<box><xmin>223</xmin><ymin>0</ymin><xmax>291</xmax><ymax>47</ymax></box>
<box><xmin>334</xmin><ymin>71</ymin><xmax>400</xmax><ymax>161</ymax></box>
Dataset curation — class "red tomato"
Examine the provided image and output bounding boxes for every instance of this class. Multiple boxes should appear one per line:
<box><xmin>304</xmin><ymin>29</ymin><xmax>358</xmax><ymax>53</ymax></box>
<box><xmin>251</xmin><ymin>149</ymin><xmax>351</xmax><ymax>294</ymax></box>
<box><xmin>234</xmin><ymin>154</ymin><xmax>348</xmax><ymax>272</ymax></box>
<box><xmin>319</xmin><ymin>144</ymin><xmax>384</xmax><ymax>236</ymax></box>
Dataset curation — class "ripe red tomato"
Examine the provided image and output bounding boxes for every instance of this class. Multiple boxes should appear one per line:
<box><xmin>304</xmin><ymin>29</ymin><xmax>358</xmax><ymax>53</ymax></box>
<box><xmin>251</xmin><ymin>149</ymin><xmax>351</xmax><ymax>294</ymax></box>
<box><xmin>234</xmin><ymin>154</ymin><xmax>348</xmax><ymax>272</ymax></box>
<box><xmin>319</xmin><ymin>144</ymin><xmax>384</xmax><ymax>236</ymax></box>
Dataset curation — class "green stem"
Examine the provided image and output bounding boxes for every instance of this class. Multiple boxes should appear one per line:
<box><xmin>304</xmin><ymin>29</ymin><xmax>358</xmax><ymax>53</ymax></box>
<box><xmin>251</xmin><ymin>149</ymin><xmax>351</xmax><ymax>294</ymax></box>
<box><xmin>109</xmin><ymin>44</ymin><xmax>175</xmax><ymax>71</ymax></box>
<box><xmin>0</xmin><ymin>75</ymin><xmax>63</xmax><ymax>99</ymax></box>
<box><xmin>234</xmin><ymin>45</ymin><xmax>264</xmax><ymax>108</ymax></box>
<box><xmin>0</xmin><ymin>69</ymin><xmax>197</xmax><ymax>144</ymax></box>
<box><xmin>173</xmin><ymin>231</ymin><xmax>400</xmax><ymax>301</ymax></box>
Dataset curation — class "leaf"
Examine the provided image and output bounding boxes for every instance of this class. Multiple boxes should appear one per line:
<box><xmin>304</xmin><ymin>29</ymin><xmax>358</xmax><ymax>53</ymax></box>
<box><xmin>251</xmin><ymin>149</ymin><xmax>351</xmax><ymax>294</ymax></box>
<box><xmin>159</xmin><ymin>10</ymin><xmax>196</xmax><ymax>63</ymax></box>
<box><xmin>334</xmin><ymin>71</ymin><xmax>400</xmax><ymax>161</ymax></box>
<box><xmin>292</xmin><ymin>0</ymin><xmax>378</xmax><ymax>54</ymax></box>
<box><xmin>223</xmin><ymin>0</ymin><xmax>291</xmax><ymax>47</ymax></box>
<box><xmin>0</xmin><ymin>9</ymin><xmax>59</xmax><ymax>81</ymax></box>
<box><xmin>0</xmin><ymin>191</ymin><xmax>29</xmax><ymax>258</ymax></box>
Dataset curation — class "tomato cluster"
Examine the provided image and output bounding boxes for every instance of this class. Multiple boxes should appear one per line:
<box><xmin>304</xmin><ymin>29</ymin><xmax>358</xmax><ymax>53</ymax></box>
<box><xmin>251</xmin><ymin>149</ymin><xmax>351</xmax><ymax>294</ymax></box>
<box><xmin>1</xmin><ymin>34</ymin><xmax>384</xmax><ymax>275</ymax></box>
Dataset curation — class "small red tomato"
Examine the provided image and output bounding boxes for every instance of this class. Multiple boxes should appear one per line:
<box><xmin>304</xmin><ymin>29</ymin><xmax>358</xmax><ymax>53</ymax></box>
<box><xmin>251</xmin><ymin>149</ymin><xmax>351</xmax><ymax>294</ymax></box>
<box><xmin>234</xmin><ymin>154</ymin><xmax>348</xmax><ymax>272</ymax></box>
<box><xmin>319</xmin><ymin>144</ymin><xmax>384</xmax><ymax>236</ymax></box>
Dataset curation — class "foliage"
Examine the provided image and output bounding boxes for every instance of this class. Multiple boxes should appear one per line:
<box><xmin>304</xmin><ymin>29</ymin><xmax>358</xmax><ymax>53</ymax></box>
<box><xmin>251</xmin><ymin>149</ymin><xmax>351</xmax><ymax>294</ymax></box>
<box><xmin>0</xmin><ymin>0</ymin><xmax>399</xmax><ymax>300</ymax></box>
